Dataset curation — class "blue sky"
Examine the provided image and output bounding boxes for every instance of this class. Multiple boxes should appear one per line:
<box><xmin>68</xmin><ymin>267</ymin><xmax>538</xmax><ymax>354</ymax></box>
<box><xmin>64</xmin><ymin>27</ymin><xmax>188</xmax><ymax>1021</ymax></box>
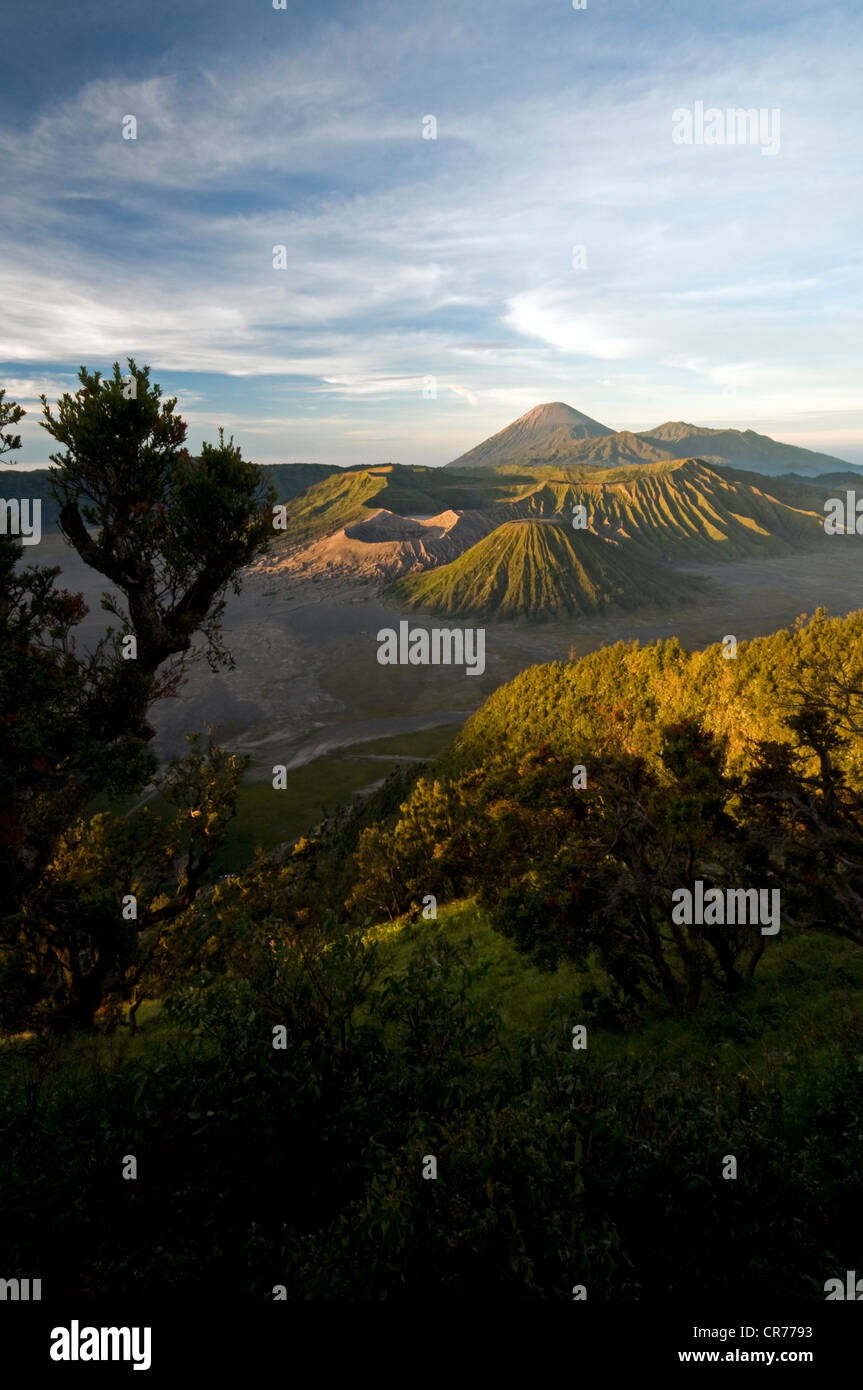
<box><xmin>2</xmin><ymin>0</ymin><xmax>861</xmax><ymax>468</ymax></box>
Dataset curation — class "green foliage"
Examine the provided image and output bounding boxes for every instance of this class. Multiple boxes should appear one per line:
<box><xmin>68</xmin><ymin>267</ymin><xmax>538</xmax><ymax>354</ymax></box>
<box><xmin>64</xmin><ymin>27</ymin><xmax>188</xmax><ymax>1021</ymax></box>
<box><xmin>41</xmin><ymin>361</ymin><xmax>275</xmax><ymax>672</ymax></box>
<box><xmin>1</xmin><ymin>917</ymin><xmax>861</xmax><ymax>1299</ymax></box>
<box><xmin>317</xmin><ymin>611</ymin><xmax>863</xmax><ymax>1021</ymax></box>
<box><xmin>388</xmin><ymin>519</ymin><xmax>699</xmax><ymax>620</ymax></box>
<box><xmin>0</xmin><ymin>372</ymin><xmax>273</xmax><ymax>1031</ymax></box>
<box><xmin>5</xmin><ymin>366</ymin><xmax>863</xmax><ymax>1301</ymax></box>
<box><xmin>479</xmin><ymin>725</ymin><xmax>770</xmax><ymax>1014</ymax></box>
<box><xmin>446</xmin><ymin>608</ymin><xmax>863</xmax><ymax>782</ymax></box>
<box><xmin>0</xmin><ymin>736</ymin><xmax>244</xmax><ymax>1033</ymax></box>
<box><xmin>0</xmin><ymin>387</ymin><xmax>25</xmax><ymax>459</ymax></box>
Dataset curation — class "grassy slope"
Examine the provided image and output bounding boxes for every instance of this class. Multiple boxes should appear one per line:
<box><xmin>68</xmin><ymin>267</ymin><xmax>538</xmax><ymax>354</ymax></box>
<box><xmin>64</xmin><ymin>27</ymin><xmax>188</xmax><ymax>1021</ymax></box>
<box><xmin>264</xmin><ymin>462</ymin><xmax>342</xmax><ymax>501</ymax></box>
<box><xmin>385</xmin><ymin>460</ymin><xmax>825</xmax><ymax>619</ymax></box>
<box><xmin>286</xmin><ymin>454</ymin><xmax>822</xmax><ymax>546</ymax></box>
<box><xmin>506</xmin><ymin>459</ymin><xmax>823</xmax><ymax>559</ymax></box>
<box><xmin>368</xmin><ymin>898</ymin><xmax>863</xmax><ymax>1084</ymax></box>
<box><xmin>2</xmin><ymin>887</ymin><xmax>858</xmax><ymax>1302</ymax></box>
<box><xmin>387</xmin><ymin>518</ymin><xmax>696</xmax><ymax>619</ymax></box>
<box><xmin>282</xmin><ymin>468</ymin><xmax>391</xmax><ymax>544</ymax></box>
<box><xmin>213</xmin><ymin>725</ymin><xmax>457</xmax><ymax>869</ymax></box>
<box><xmin>104</xmin><ymin>894</ymin><xmax>863</xmax><ymax>1141</ymax></box>
<box><xmin>713</xmin><ymin>464</ymin><xmax>863</xmax><ymax>504</ymax></box>
<box><xmin>6</xmin><ymin>612</ymin><xmax>863</xmax><ymax>1296</ymax></box>
<box><xmin>282</xmin><ymin>465</ymin><xmax>522</xmax><ymax>542</ymax></box>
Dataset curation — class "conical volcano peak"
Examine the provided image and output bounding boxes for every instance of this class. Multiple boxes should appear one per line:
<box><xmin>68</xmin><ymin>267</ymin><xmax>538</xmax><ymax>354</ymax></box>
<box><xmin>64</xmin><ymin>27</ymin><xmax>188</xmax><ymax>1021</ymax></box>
<box><xmin>445</xmin><ymin>401</ymin><xmax>857</xmax><ymax>475</ymax></box>
<box><xmin>516</xmin><ymin>401</ymin><xmax>607</xmax><ymax>431</ymax></box>
<box><xmin>447</xmin><ymin>400</ymin><xmax>613</xmax><ymax>469</ymax></box>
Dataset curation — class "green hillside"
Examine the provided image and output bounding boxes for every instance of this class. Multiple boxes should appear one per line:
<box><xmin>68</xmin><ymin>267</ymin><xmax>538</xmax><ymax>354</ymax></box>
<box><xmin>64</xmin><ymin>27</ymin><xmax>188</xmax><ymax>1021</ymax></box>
<box><xmin>387</xmin><ymin>518</ymin><xmax>694</xmax><ymax>619</ymax></box>
<box><xmin>713</xmin><ymin>464</ymin><xmax>863</xmax><ymax>506</ymax></box>
<box><xmin>7</xmin><ymin>600</ymin><xmax>863</xmax><ymax>1300</ymax></box>
<box><xmin>11</xmin><ymin>374</ymin><xmax>863</xmax><ymax>1308</ymax></box>
<box><xmin>382</xmin><ymin>459</ymin><xmax>826</xmax><ymax>620</ymax></box>
<box><xmin>281</xmin><ymin>462</ymin><xmax>536</xmax><ymax>544</ymax></box>
<box><xmin>279</xmin><ymin>456</ymin><xmax>826</xmax><ymax>572</ymax></box>
<box><xmin>280</xmin><ymin>466</ymin><xmax>390</xmax><ymax>543</ymax></box>
<box><xmin>502</xmin><ymin>459</ymin><xmax>823</xmax><ymax>559</ymax></box>
<box><xmin>263</xmin><ymin>462</ymin><xmax>342</xmax><ymax>500</ymax></box>
<box><xmin>438</xmin><ymin>611</ymin><xmax>863</xmax><ymax>784</ymax></box>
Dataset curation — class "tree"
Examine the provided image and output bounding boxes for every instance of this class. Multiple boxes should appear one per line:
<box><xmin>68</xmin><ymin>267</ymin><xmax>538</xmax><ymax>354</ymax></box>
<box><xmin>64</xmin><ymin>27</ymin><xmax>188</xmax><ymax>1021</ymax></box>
<box><xmin>743</xmin><ymin>706</ymin><xmax>863</xmax><ymax>946</ymax></box>
<box><xmin>0</xmin><ymin>364</ymin><xmax>276</xmax><ymax>1029</ymax></box>
<box><xmin>484</xmin><ymin>722</ymin><xmax>771</xmax><ymax>1015</ymax></box>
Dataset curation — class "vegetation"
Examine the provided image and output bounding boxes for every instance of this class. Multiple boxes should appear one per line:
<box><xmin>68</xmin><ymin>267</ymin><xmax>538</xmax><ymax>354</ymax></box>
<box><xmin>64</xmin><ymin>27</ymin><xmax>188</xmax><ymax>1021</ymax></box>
<box><xmin>345</xmin><ymin>616</ymin><xmax>862</xmax><ymax>987</ymax></box>
<box><xmin>278</xmin><ymin>461</ymin><xmax>528</xmax><ymax>547</ymax></box>
<box><xmin>2</xmin><ymin>372</ymin><xmax>862</xmax><ymax>1298</ymax></box>
<box><xmin>388</xmin><ymin>518</ymin><xmax>702</xmax><ymax>618</ymax></box>
<box><xmin>1</xmin><ymin>903</ymin><xmax>861</xmax><ymax>1299</ymax></box>
<box><xmin>274</xmin><ymin>454</ymin><xmax>828</xmax><ymax>619</ymax></box>
<box><xmin>281</xmin><ymin>456</ymin><xmax>823</xmax><ymax>560</ymax></box>
<box><xmin>0</xmin><ymin>368</ymin><xmax>273</xmax><ymax>1029</ymax></box>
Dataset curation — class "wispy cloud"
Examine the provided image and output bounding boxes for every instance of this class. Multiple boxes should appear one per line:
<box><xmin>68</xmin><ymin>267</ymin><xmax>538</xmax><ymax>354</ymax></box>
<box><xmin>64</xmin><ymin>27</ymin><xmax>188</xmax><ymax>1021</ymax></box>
<box><xmin>2</xmin><ymin>0</ymin><xmax>862</xmax><ymax>465</ymax></box>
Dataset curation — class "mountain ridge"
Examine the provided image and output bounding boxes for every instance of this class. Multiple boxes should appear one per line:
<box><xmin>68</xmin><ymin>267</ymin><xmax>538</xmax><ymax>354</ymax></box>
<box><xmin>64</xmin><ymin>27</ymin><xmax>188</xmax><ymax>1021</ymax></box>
<box><xmin>262</xmin><ymin>455</ymin><xmax>833</xmax><ymax>616</ymax></box>
<box><xmin>446</xmin><ymin>402</ymin><xmax>856</xmax><ymax>477</ymax></box>
<box><xmin>447</xmin><ymin>400</ymin><xmax>614</xmax><ymax>471</ymax></box>
<box><xmin>387</xmin><ymin>519</ymin><xmax>698</xmax><ymax>620</ymax></box>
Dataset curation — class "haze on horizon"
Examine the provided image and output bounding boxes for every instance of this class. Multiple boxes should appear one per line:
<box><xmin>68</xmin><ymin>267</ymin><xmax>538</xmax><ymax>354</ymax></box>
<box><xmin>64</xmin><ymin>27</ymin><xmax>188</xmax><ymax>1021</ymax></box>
<box><xmin>2</xmin><ymin>0</ymin><xmax>861</xmax><ymax>469</ymax></box>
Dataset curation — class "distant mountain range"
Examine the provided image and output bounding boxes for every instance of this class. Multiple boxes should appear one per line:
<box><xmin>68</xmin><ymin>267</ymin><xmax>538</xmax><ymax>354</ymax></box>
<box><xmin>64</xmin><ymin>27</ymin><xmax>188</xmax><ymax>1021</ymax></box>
<box><xmin>7</xmin><ymin>405</ymin><xmax>859</xmax><ymax>623</ymax></box>
<box><xmin>253</xmin><ymin>454</ymin><xmax>852</xmax><ymax>619</ymax></box>
<box><xmin>445</xmin><ymin>401</ymin><xmax>856</xmax><ymax>477</ymax></box>
<box><xmin>385</xmin><ymin>457</ymin><xmax>827</xmax><ymax>619</ymax></box>
<box><xmin>0</xmin><ymin>461</ymin><xmax>341</xmax><ymax>529</ymax></box>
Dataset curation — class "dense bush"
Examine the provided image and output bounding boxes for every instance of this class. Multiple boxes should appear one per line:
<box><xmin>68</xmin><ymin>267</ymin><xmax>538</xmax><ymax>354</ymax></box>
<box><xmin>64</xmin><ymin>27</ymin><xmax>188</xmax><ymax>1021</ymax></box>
<box><xmin>2</xmin><ymin>919</ymin><xmax>861</xmax><ymax>1298</ymax></box>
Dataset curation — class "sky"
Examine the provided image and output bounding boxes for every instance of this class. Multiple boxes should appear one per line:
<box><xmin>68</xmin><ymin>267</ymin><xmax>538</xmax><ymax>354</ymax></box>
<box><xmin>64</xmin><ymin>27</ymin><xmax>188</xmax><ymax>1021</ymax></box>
<box><xmin>2</xmin><ymin>0</ymin><xmax>861</xmax><ymax>469</ymax></box>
